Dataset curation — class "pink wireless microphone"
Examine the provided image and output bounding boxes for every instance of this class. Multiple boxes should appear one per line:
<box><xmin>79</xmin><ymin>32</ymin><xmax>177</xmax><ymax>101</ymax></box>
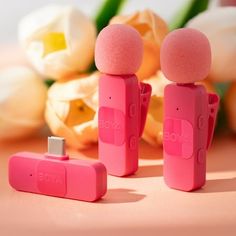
<box><xmin>160</xmin><ymin>28</ymin><xmax>220</xmax><ymax>191</ymax></box>
<box><xmin>9</xmin><ymin>136</ymin><xmax>107</xmax><ymax>201</ymax></box>
<box><xmin>95</xmin><ymin>24</ymin><xmax>152</xmax><ymax>176</ymax></box>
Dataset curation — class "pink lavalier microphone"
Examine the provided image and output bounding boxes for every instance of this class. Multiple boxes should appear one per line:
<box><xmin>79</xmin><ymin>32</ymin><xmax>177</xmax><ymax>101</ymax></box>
<box><xmin>9</xmin><ymin>136</ymin><xmax>107</xmax><ymax>201</ymax></box>
<box><xmin>160</xmin><ymin>28</ymin><xmax>220</xmax><ymax>191</ymax></box>
<box><xmin>95</xmin><ymin>24</ymin><xmax>152</xmax><ymax>176</ymax></box>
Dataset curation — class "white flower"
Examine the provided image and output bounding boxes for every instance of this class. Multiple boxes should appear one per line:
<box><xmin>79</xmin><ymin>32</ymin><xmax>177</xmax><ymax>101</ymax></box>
<box><xmin>187</xmin><ymin>7</ymin><xmax>236</xmax><ymax>82</ymax></box>
<box><xmin>19</xmin><ymin>5</ymin><xmax>96</xmax><ymax>79</ymax></box>
<box><xmin>0</xmin><ymin>66</ymin><xmax>47</xmax><ymax>139</ymax></box>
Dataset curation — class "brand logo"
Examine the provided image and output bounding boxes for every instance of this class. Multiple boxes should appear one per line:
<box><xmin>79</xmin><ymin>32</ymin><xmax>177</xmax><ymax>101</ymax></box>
<box><xmin>163</xmin><ymin>132</ymin><xmax>190</xmax><ymax>143</ymax></box>
<box><xmin>38</xmin><ymin>172</ymin><xmax>63</xmax><ymax>184</ymax></box>
<box><xmin>99</xmin><ymin>119</ymin><xmax>121</xmax><ymax>130</ymax></box>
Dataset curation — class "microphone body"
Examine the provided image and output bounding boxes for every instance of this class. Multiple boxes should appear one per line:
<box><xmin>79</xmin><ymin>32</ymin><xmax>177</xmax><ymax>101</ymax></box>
<box><xmin>95</xmin><ymin>24</ymin><xmax>151</xmax><ymax>177</ymax></box>
<box><xmin>161</xmin><ymin>28</ymin><xmax>220</xmax><ymax>191</ymax></box>
<box><xmin>163</xmin><ymin>83</ymin><xmax>208</xmax><ymax>191</ymax></box>
<box><xmin>98</xmin><ymin>74</ymin><xmax>140</xmax><ymax>176</ymax></box>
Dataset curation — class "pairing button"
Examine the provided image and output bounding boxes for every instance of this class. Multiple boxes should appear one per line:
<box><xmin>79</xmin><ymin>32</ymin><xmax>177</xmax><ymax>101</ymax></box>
<box><xmin>129</xmin><ymin>136</ymin><xmax>137</xmax><ymax>150</ymax></box>
<box><xmin>198</xmin><ymin>115</ymin><xmax>205</xmax><ymax>130</ymax></box>
<box><xmin>129</xmin><ymin>103</ymin><xmax>136</xmax><ymax>117</ymax></box>
<box><xmin>197</xmin><ymin>149</ymin><xmax>205</xmax><ymax>164</ymax></box>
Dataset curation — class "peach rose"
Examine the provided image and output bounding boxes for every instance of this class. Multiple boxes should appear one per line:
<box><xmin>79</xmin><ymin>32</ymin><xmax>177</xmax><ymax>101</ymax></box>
<box><xmin>45</xmin><ymin>73</ymin><xmax>99</xmax><ymax>149</ymax></box>
<box><xmin>142</xmin><ymin>71</ymin><xmax>170</xmax><ymax>146</ymax></box>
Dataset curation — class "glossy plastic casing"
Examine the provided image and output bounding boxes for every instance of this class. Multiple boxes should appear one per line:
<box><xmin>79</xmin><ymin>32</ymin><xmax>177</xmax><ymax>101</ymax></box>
<box><xmin>163</xmin><ymin>84</ymin><xmax>219</xmax><ymax>191</ymax></box>
<box><xmin>9</xmin><ymin>152</ymin><xmax>107</xmax><ymax>202</ymax></box>
<box><xmin>98</xmin><ymin>74</ymin><xmax>151</xmax><ymax>176</ymax></box>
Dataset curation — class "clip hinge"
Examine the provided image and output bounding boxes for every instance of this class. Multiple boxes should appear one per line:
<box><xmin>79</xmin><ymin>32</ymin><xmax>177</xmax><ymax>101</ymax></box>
<box><xmin>139</xmin><ymin>82</ymin><xmax>152</xmax><ymax>137</ymax></box>
<box><xmin>206</xmin><ymin>93</ymin><xmax>220</xmax><ymax>150</ymax></box>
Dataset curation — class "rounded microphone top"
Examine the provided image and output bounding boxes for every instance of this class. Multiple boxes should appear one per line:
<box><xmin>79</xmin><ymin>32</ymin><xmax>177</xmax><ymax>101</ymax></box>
<box><xmin>95</xmin><ymin>24</ymin><xmax>143</xmax><ymax>75</ymax></box>
<box><xmin>160</xmin><ymin>28</ymin><xmax>211</xmax><ymax>84</ymax></box>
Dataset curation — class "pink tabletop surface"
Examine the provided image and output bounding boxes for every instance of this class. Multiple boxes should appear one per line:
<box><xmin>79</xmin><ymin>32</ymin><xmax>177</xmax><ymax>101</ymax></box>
<box><xmin>0</xmin><ymin>46</ymin><xmax>236</xmax><ymax>236</ymax></box>
<box><xmin>1</xmin><ymin>134</ymin><xmax>236</xmax><ymax>236</ymax></box>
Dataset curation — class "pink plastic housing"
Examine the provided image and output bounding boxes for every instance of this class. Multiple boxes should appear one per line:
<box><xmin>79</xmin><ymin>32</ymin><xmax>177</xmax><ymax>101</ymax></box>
<box><xmin>9</xmin><ymin>152</ymin><xmax>107</xmax><ymax>202</ymax></box>
<box><xmin>98</xmin><ymin>74</ymin><xmax>151</xmax><ymax>177</ymax></box>
<box><xmin>99</xmin><ymin>74</ymin><xmax>139</xmax><ymax>176</ymax></box>
<box><xmin>163</xmin><ymin>84</ymin><xmax>219</xmax><ymax>191</ymax></box>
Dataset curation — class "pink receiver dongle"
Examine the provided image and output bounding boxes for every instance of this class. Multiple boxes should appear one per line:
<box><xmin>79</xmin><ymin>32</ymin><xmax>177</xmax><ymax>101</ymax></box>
<box><xmin>160</xmin><ymin>28</ymin><xmax>220</xmax><ymax>191</ymax></box>
<box><xmin>95</xmin><ymin>24</ymin><xmax>152</xmax><ymax>177</ymax></box>
<box><xmin>8</xmin><ymin>136</ymin><xmax>107</xmax><ymax>201</ymax></box>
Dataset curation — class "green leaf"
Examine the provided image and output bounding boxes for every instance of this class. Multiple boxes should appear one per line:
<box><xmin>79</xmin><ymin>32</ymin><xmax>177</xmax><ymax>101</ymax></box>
<box><xmin>214</xmin><ymin>83</ymin><xmax>231</xmax><ymax>132</ymax></box>
<box><xmin>215</xmin><ymin>83</ymin><xmax>231</xmax><ymax>99</ymax></box>
<box><xmin>215</xmin><ymin>97</ymin><xmax>229</xmax><ymax>133</ymax></box>
<box><xmin>94</xmin><ymin>0</ymin><xmax>127</xmax><ymax>33</ymax></box>
<box><xmin>44</xmin><ymin>79</ymin><xmax>55</xmax><ymax>87</ymax></box>
<box><xmin>169</xmin><ymin>0</ymin><xmax>209</xmax><ymax>31</ymax></box>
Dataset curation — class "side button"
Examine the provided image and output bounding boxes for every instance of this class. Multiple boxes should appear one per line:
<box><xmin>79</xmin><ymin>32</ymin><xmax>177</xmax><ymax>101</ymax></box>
<box><xmin>129</xmin><ymin>136</ymin><xmax>137</xmax><ymax>150</ymax></box>
<box><xmin>197</xmin><ymin>149</ymin><xmax>205</xmax><ymax>164</ymax></box>
<box><xmin>129</xmin><ymin>104</ymin><xmax>136</xmax><ymax>118</ymax></box>
<box><xmin>198</xmin><ymin>115</ymin><xmax>205</xmax><ymax>130</ymax></box>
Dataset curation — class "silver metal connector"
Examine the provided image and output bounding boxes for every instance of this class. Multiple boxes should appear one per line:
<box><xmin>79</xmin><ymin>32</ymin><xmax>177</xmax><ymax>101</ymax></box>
<box><xmin>48</xmin><ymin>136</ymin><xmax>66</xmax><ymax>156</ymax></box>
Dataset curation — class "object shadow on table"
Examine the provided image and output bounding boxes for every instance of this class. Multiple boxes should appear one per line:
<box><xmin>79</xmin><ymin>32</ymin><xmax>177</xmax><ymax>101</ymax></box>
<box><xmin>196</xmin><ymin>177</ymin><xmax>236</xmax><ymax>193</ymax></box>
<box><xmin>207</xmin><ymin>135</ymin><xmax>236</xmax><ymax>173</ymax></box>
<box><xmin>130</xmin><ymin>165</ymin><xmax>163</xmax><ymax>178</ymax></box>
<box><xmin>79</xmin><ymin>141</ymin><xmax>163</xmax><ymax>160</ymax></box>
<box><xmin>98</xmin><ymin>188</ymin><xmax>146</xmax><ymax>204</ymax></box>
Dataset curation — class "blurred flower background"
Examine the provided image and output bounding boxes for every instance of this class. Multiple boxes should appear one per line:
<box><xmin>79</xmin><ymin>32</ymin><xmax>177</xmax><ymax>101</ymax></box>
<box><xmin>0</xmin><ymin>0</ymin><xmax>236</xmax><ymax>149</ymax></box>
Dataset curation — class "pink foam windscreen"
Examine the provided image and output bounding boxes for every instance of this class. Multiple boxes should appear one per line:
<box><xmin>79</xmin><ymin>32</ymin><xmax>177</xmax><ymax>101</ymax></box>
<box><xmin>95</xmin><ymin>24</ymin><xmax>143</xmax><ymax>75</ymax></box>
<box><xmin>160</xmin><ymin>28</ymin><xmax>211</xmax><ymax>84</ymax></box>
